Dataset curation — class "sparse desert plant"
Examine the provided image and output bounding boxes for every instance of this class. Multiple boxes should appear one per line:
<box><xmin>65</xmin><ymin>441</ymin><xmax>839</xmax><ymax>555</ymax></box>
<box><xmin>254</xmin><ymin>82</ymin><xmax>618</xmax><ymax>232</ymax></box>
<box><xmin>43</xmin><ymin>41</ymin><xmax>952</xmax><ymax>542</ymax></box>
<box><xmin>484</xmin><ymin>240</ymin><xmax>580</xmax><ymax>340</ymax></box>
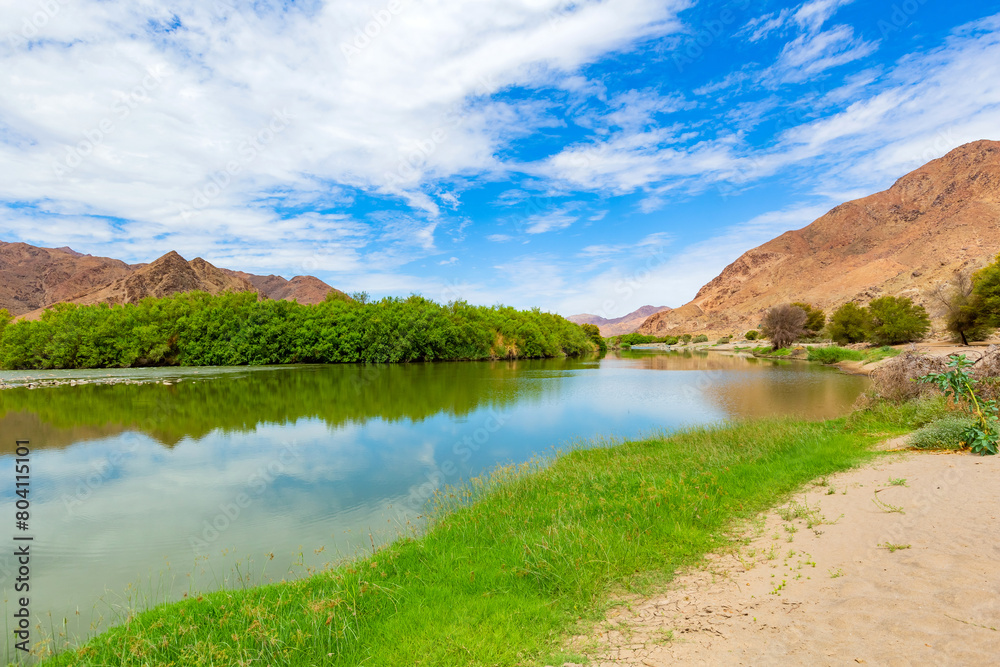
<box><xmin>761</xmin><ymin>304</ymin><xmax>807</xmax><ymax>350</ymax></box>
<box><xmin>716</xmin><ymin>336</ymin><xmax>731</xmax><ymax>344</ymax></box>
<box><xmin>868</xmin><ymin>350</ymin><xmax>949</xmax><ymax>402</ymax></box>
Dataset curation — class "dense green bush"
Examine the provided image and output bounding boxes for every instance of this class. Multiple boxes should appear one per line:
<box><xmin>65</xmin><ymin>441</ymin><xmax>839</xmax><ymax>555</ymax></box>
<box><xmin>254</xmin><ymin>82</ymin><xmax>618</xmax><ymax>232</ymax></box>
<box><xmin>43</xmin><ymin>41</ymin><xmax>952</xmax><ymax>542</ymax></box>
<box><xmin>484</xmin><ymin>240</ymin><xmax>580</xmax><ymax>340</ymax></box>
<box><xmin>790</xmin><ymin>302</ymin><xmax>826</xmax><ymax>332</ymax></box>
<box><xmin>828</xmin><ymin>302</ymin><xmax>872</xmax><ymax>344</ymax></box>
<box><xmin>681</xmin><ymin>334</ymin><xmax>692</xmax><ymax>343</ymax></box>
<box><xmin>663</xmin><ymin>336</ymin><xmax>679</xmax><ymax>345</ymax></box>
<box><xmin>692</xmin><ymin>334</ymin><xmax>708</xmax><ymax>343</ymax></box>
<box><xmin>973</xmin><ymin>253</ymin><xmax>1000</xmax><ymax>326</ymax></box>
<box><xmin>0</xmin><ymin>292</ymin><xmax>595</xmax><ymax>370</ymax></box>
<box><xmin>716</xmin><ymin>336</ymin><xmax>731</xmax><ymax>344</ymax></box>
<box><xmin>910</xmin><ymin>416</ymin><xmax>979</xmax><ymax>450</ymax></box>
<box><xmin>866</xmin><ymin>296</ymin><xmax>930</xmax><ymax>345</ymax></box>
<box><xmin>580</xmin><ymin>323</ymin><xmax>607</xmax><ymax>353</ymax></box>
<box><xmin>744</xmin><ymin>330</ymin><xmax>759</xmax><ymax>340</ymax></box>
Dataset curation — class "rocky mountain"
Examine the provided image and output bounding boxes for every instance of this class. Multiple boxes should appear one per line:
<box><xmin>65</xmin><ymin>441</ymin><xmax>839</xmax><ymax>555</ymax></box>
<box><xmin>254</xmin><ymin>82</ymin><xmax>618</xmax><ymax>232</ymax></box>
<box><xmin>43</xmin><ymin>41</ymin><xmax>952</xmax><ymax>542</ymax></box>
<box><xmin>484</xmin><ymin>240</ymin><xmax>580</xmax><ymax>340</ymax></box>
<box><xmin>220</xmin><ymin>269</ymin><xmax>342</xmax><ymax>305</ymax></box>
<box><xmin>638</xmin><ymin>140</ymin><xmax>1000</xmax><ymax>337</ymax></box>
<box><xmin>0</xmin><ymin>241</ymin><xmax>134</xmax><ymax>316</ymax></box>
<box><xmin>568</xmin><ymin>305</ymin><xmax>671</xmax><ymax>336</ymax></box>
<box><xmin>64</xmin><ymin>251</ymin><xmax>257</xmax><ymax>308</ymax></box>
<box><xmin>0</xmin><ymin>241</ymin><xmax>344</xmax><ymax>317</ymax></box>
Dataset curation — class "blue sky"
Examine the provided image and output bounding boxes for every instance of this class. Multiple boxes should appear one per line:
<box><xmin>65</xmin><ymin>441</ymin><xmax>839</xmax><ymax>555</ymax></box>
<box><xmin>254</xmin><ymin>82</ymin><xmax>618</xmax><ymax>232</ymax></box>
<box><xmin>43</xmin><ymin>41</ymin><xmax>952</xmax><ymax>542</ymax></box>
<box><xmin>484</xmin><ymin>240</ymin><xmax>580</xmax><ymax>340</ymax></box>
<box><xmin>1</xmin><ymin>0</ymin><xmax>999</xmax><ymax>317</ymax></box>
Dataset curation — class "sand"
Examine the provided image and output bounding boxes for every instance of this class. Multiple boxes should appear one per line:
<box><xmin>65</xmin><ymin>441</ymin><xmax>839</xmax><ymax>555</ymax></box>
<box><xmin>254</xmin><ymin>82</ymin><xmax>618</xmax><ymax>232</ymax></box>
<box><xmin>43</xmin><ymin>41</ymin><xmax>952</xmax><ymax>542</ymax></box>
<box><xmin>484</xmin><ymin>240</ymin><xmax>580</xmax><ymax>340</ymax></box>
<box><xmin>565</xmin><ymin>450</ymin><xmax>1000</xmax><ymax>666</ymax></box>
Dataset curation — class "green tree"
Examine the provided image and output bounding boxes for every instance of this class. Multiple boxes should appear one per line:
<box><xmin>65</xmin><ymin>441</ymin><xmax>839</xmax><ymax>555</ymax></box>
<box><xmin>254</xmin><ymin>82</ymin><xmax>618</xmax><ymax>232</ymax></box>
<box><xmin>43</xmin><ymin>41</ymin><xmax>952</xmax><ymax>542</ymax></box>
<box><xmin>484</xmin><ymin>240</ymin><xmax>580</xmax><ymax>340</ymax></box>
<box><xmin>0</xmin><ymin>308</ymin><xmax>11</xmax><ymax>335</ymax></box>
<box><xmin>579</xmin><ymin>323</ymin><xmax>607</xmax><ymax>353</ymax></box>
<box><xmin>930</xmin><ymin>272</ymin><xmax>992</xmax><ymax>346</ymax></box>
<box><xmin>828</xmin><ymin>302</ymin><xmax>871</xmax><ymax>345</ymax></box>
<box><xmin>790</xmin><ymin>302</ymin><xmax>826</xmax><ymax>333</ymax></box>
<box><xmin>761</xmin><ymin>304</ymin><xmax>807</xmax><ymax>349</ymax></box>
<box><xmin>866</xmin><ymin>296</ymin><xmax>930</xmax><ymax>345</ymax></box>
<box><xmin>972</xmin><ymin>253</ymin><xmax>1000</xmax><ymax>326</ymax></box>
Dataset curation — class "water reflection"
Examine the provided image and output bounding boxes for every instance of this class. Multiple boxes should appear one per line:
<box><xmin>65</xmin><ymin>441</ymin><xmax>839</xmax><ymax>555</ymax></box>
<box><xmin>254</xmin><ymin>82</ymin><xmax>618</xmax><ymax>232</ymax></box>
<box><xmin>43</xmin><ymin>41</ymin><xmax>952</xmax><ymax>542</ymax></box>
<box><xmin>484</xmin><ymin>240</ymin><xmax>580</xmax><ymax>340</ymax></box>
<box><xmin>0</xmin><ymin>352</ymin><xmax>866</xmax><ymax>661</ymax></box>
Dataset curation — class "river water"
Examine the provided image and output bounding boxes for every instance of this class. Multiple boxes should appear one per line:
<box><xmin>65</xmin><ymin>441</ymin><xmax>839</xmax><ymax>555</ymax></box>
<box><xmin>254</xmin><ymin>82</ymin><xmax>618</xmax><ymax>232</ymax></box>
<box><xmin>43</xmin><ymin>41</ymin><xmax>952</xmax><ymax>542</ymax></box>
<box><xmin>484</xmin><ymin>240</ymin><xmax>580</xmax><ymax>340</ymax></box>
<box><xmin>0</xmin><ymin>350</ymin><xmax>866</xmax><ymax>660</ymax></box>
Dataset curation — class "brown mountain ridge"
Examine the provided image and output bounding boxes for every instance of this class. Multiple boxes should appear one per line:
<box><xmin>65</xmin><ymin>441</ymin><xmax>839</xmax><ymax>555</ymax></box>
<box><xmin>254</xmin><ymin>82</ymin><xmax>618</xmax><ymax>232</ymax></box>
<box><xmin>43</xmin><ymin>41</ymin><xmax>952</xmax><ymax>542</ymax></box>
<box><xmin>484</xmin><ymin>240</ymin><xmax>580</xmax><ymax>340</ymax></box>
<box><xmin>567</xmin><ymin>305</ymin><xmax>672</xmax><ymax>337</ymax></box>
<box><xmin>0</xmin><ymin>241</ymin><xmax>345</xmax><ymax>318</ymax></box>
<box><xmin>639</xmin><ymin>140</ymin><xmax>1000</xmax><ymax>337</ymax></box>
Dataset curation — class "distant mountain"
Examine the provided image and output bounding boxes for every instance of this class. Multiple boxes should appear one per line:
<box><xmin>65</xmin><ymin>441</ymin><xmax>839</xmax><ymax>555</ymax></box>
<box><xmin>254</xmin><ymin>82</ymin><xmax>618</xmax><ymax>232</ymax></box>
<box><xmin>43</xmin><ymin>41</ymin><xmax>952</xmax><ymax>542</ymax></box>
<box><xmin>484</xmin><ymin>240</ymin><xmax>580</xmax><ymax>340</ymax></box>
<box><xmin>568</xmin><ymin>305</ymin><xmax>672</xmax><ymax>336</ymax></box>
<box><xmin>0</xmin><ymin>242</ymin><xmax>133</xmax><ymax>316</ymax></box>
<box><xmin>638</xmin><ymin>140</ymin><xmax>1000</xmax><ymax>336</ymax></box>
<box><xmin>220</xmin><ymin>270</ymin><xmax>341</xmax><ymax>305</ymax></box>
<box><xmin>0</xmin><ymin>241</ymin><xmax>346</xmax><ymax>317</ymax></box>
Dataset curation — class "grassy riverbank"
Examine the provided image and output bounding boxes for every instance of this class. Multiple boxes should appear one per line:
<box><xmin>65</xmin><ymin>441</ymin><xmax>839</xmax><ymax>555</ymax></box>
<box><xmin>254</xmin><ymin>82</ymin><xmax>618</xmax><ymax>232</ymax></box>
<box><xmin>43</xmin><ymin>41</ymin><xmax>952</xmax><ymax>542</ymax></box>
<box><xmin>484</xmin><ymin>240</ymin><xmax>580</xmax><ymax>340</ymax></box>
<box><xmin>34</xmin><ymin>402</ymin><xmax>940</xmax><ymax>667</ymax></box>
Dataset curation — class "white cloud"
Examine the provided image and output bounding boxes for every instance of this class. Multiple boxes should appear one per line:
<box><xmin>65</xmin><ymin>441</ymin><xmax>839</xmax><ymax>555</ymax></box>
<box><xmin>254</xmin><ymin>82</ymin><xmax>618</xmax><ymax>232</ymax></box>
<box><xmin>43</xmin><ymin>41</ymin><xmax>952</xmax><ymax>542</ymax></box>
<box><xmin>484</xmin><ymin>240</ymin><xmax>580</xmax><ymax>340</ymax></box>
<box><xmin>794</xmin><ymin>0</ymin><xmax>856</xmax><ymax>33</ymax></box>
<box><xmin>556</xmin><ymin>204</ymin><xmax>830</xmax><ymax>318</ymax></box>
<box><xmin>772</xmin><ymin>24</ymin><xmax>878</xmax><ymax>82</ymax></box>
<box><xmin>438</xmin><ymin>256</ymin><xmax>458</xmax><ymax>265</ymax></box>
<box><xmin>0</xmin><ymin>0</ymin><xmax>692</xmax><ymax>261</ymax></box>
<box><xmin>524</xmin><ymin>209</ymin><xmax>578</xmax><ymax>234</ymax></box>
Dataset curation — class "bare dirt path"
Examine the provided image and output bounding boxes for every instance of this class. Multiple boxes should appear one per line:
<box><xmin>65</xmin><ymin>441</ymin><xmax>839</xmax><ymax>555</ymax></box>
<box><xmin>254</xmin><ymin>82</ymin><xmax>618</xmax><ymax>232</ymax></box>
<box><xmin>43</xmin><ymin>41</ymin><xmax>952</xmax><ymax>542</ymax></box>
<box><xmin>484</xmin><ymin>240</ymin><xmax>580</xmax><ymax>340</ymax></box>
<box><xmin>564</xmin><ymin>451</ymin><xmax>1000</xmax><ymax>666</ymax></box>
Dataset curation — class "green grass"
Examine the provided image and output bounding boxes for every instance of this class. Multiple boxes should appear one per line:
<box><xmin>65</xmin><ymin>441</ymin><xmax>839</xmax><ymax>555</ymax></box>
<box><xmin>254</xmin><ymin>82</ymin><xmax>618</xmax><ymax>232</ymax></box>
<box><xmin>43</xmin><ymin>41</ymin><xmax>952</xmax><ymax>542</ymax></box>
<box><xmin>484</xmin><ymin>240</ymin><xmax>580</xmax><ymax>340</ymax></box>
<box><xmin>35</xmin><ymin>407</ymin><xmax>920</xmax><ymax>667</ymax></box>
<box><xmin>807</xmin><ymin>345</ymin><xmax>901</xmax><ymax>365</ymax></box>
<box><xmin>752</xmin><ymin>346</ymin><xmax>794</xmax><ymax>357</ymax></box>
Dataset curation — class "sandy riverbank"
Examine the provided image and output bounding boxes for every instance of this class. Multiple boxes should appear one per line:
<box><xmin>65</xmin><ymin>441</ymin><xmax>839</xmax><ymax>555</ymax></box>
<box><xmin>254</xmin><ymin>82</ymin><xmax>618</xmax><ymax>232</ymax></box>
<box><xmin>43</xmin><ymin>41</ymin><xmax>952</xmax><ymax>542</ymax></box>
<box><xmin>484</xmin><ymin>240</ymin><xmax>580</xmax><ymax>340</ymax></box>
<box><xmin>563</xmin><ymin>449</ymin><xmax>1000</xmax><ymax>666</ymax></box>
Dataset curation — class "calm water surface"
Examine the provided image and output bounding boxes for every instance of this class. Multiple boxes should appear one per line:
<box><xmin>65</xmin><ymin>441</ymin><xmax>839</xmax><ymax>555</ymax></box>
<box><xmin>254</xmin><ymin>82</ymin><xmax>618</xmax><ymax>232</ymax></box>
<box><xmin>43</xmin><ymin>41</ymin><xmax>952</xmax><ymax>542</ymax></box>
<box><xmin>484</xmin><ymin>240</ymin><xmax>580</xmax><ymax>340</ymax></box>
<box><xmin>0</xmin><ymin>351</ymin><xmax>866</xmax><ymax>658</ymax></box>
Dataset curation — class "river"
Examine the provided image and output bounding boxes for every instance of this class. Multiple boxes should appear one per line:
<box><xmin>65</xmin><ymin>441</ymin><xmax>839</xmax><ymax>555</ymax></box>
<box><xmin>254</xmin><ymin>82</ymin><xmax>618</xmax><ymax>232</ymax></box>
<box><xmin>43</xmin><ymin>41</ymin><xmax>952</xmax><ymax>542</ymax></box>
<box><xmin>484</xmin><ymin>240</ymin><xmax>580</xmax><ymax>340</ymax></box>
<box><xmin>0</xmin><ymin>350</ymin><xmax>866</xmax><ymax>660</ymax></box>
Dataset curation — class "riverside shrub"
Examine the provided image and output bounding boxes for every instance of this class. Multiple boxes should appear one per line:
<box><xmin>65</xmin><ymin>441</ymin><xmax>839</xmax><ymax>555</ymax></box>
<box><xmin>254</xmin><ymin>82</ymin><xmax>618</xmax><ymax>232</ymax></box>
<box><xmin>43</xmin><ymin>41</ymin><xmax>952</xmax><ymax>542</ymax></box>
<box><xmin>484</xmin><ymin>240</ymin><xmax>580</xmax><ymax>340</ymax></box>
<box><xmin>866</xmin><ymin>296</ymin><xmax>930</xmax><ymax>345</ymax></box>
<box><xmin>0</xmin><ymin>292</ymin><xmax>595</xmax><ymax>370</ymax></box>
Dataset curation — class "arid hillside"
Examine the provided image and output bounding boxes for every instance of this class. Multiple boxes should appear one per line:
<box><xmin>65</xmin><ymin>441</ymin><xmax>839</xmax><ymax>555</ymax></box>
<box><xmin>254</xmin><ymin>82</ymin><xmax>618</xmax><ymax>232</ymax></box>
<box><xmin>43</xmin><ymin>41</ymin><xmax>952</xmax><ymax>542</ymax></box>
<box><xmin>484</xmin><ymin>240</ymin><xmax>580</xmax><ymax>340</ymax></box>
<box><xmin>568</xmin><ymin>305</ymin><xmax>671</xmax><ymax>336</ymax></box>
<box><xmin>0</xmin><ymin>242</ymin><xmax>343</xmax><ymax>317</ymax></box>
<box><xmin>639</xmin><ymin>140</ymin><xmax>1000</xmax><ymax>336</ymax></box>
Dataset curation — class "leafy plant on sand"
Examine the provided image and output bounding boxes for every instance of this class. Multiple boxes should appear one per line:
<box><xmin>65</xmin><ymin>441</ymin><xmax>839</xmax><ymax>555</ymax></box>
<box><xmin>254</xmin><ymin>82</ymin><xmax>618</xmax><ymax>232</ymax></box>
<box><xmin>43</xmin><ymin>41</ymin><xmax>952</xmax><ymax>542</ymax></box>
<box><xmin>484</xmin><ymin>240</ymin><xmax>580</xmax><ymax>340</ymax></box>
<box><xmin>909</xmin><ymin>415</ymin><xmax>979</xmax><ymax>450</ymax></box>
<box><xmin>919</xmin><ymin>355</ymin><xmax>999</xmax><ymax>455</ymax></box>
<box><xmin>692</xmin><ymin>334</ymin><xmax>709</xmax><ymax>343</ymax></box>
<box><xmin>744</xmin><ymin>329</ymin><xmax>759</xmax><ymax>341</ymax></box>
